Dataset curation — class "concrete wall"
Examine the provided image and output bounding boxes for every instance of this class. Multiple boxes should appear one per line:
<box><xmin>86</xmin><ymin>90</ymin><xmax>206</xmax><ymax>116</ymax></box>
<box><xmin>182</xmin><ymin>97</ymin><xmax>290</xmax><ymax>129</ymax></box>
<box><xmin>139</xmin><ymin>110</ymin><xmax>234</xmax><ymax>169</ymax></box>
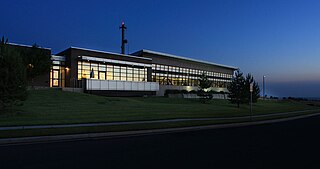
<box><xmin>86</xmin><ymin>79</ymin><xmax>159</xmax><ymax>91</ymax></box>
<box><xmin>29</xmin><ymin>73</ymin><xmax>50</xmax><ymax>87</ymax></box>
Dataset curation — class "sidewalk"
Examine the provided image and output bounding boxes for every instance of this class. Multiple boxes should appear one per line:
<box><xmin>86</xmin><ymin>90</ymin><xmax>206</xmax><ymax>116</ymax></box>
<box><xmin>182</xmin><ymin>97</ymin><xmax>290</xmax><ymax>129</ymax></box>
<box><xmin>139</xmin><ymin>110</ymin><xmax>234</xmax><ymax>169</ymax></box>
<box><xmin>0</xmin><ymin>109</ymin><xmax>319</xmax><ymax>131</ymax></box>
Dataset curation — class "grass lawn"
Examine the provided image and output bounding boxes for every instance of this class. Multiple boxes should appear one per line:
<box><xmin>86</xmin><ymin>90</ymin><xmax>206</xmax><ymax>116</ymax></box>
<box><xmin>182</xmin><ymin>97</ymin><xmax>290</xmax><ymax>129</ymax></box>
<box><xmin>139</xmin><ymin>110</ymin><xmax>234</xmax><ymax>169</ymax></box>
<box><xmin>0</xmin><ymin>89</ymin><xmax>319</xmax><ymax>127</ymax></box>
<box><xmin>1</xmin><ymin>110</ymin><xmax>319</xmax><ymax>139</ymax></box>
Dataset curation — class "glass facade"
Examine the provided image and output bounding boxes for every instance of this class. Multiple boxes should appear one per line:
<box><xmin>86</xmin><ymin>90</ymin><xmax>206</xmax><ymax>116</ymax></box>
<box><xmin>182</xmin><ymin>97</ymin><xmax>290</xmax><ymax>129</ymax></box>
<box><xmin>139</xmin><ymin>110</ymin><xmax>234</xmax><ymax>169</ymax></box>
<box><xmin>50</xmin><ymin>60</ymin><xmax>232</xmax><ymax>89</ymax></box>
<box><xmin>151</xmin><ymin>64</ymin><xmax>233</xmax><ymax>88</ymax></box>
<box><xmin>78</xmin><ymin>61</ymin><xmax>148</xmax><ymax>82</ymax></box>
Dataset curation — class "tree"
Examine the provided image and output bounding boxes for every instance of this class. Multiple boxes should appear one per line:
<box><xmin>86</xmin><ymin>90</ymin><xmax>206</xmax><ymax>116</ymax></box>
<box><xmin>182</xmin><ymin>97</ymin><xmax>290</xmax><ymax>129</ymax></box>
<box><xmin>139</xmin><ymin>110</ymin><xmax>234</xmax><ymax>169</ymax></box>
<box><xmin>198</xmin><ymin>73</ymin><xmax>212</xmax><ymax>103</ymax></box>
<box><xmin>0</xmin><ymin>36</ymin><xmax>27</xmax><ymax>110</ymax></box>
<box><xmin>227</xmin><ymin>70</ymin><xmax>245</xmax><ymax>108</ymax></box>
<box><xmin>244</xmin><ymin>73</ymin><xmax>260</xmax><ymax>103</ymax></box>
<box><xmin>227</xmin><ymin>70</ymin><xmax>261</xmax><ymax>108</ymax></box>
<box><xmin>21</xmin><ymin>44</ymin><xmax>51</xmax><ymax>87</ymax></box>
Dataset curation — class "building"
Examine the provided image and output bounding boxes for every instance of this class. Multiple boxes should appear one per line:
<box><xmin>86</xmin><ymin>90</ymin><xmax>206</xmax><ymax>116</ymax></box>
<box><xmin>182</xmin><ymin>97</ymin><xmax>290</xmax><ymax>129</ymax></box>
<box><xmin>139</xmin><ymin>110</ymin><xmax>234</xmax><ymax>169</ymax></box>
<box><xmin>132</xmin><ymin>49</ymin><xmax>237</xmax><ymax>96</ymax></box>
<box><xmin>54</xmin><ymin>47</ymin><xmax>158</xmax><ymax>96</ymax></box>
<box><xmin>8</xmin><ymin>43</ymin><xmax>238</xmax><ymax>96</ymax></box>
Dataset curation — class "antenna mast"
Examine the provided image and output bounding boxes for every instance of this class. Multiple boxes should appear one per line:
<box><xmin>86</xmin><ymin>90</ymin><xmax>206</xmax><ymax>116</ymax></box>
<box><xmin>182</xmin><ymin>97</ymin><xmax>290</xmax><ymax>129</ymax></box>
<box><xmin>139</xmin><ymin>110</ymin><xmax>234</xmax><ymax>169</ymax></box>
<box><xmin>120</xmin><ymin>22</ymin><xmax>128</xmax><ymax>54</ymax></box>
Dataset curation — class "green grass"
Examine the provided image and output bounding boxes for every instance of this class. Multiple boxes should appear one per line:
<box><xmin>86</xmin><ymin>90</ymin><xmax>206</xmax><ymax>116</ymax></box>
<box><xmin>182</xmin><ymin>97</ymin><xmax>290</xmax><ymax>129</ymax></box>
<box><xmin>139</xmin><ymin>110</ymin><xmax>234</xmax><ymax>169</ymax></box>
<box><xmin>0</xmin><ymin>109</ymin><xmax>319</xmax><ymax>139</ymax></box>
<box><xmin>0</xmin><ymin>89</ymin><xmax>319</xmax><ymax>127</ymax></box>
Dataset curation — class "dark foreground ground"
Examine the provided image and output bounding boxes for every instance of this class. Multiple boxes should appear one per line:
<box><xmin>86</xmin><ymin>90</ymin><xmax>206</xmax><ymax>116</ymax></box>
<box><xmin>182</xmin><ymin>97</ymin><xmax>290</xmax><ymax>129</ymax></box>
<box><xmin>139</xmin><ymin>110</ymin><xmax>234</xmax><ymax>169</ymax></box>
<box><xmin>1</xmin><ymin>115</ymin><xmax>320</xmax><ymax>169</ymax></box>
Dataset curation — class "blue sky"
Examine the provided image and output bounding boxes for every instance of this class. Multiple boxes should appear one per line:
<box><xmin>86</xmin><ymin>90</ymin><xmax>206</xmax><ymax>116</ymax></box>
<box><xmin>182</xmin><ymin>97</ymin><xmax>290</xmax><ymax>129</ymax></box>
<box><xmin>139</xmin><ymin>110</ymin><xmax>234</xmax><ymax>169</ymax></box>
<box><xmin>2</xmin><ymin>0</ymin><xmax>320</xmax><ymax>97</ymax></box>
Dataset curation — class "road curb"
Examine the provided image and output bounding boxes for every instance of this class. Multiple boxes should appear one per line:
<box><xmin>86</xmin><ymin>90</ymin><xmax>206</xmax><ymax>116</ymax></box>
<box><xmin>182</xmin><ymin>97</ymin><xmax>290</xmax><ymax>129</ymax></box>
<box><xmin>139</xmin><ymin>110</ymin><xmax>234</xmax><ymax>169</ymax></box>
<box><xmin>1</xmin><ymin>109</ymin><xmax>319</xmax><ymax>131</ymax></box>
<box><xmin>1</xmin><ymin>112</ymin><xmax>320</xmax><ymax>146</ymax></box>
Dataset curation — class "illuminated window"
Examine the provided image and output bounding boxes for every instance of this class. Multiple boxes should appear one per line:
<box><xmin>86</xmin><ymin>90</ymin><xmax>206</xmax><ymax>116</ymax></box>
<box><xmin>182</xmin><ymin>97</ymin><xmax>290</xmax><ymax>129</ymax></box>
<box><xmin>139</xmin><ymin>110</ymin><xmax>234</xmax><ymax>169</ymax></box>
<box><xmin>121</xmin><ymin>67</ymin><xmax>127</xmax><ymax>81</ymax></box>
<box><xmin>99</xmin><ymin>72</ymin><xmax>106</xmax><ymax>80</ymax></box>
<box><xmin>99</xmin><ymin>64</ymin><xmax>106</xmax><ymax>71</ymax></box>
<box><xmin>127</xmin><ymin>67</ymin><xmax>133</xmax><ymax>81</ymax></box>
<box><xmin>107</xmin><ymin>65</ymin><xmax>113</xmax><ymax>80</ymax></box>
<box><xmin>107</xmin><ymin>71</ymin><xmax>113</xmax><ymax>80</ymax></box>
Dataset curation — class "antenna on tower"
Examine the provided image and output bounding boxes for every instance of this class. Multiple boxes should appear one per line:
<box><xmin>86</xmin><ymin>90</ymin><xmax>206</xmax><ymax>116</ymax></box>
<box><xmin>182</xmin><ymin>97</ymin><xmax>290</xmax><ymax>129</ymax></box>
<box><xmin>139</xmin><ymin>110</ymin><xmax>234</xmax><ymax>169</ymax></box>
<box><xmin>120</xmin><ymin>22</ymin><xmax>128</xmax><ymax>54</ymax></box>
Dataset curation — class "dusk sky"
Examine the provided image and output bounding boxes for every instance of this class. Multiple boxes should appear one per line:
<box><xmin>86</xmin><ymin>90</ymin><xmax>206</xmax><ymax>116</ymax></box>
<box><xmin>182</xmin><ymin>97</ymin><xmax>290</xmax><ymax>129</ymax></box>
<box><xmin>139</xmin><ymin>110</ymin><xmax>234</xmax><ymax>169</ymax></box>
<box><xmin>2</xmin><ymin>0</ymin><xmax>320</xmax><ymax>97</ymax></box>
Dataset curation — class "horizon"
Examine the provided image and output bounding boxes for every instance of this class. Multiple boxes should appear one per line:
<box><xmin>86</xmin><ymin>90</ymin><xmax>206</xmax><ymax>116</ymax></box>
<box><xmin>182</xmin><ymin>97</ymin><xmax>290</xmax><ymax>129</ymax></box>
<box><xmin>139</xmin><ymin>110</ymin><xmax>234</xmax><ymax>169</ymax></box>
<box><xmin>2</xmin><ymin>0</ymin><xmax>320</xmax><ymax>97</ymax></box>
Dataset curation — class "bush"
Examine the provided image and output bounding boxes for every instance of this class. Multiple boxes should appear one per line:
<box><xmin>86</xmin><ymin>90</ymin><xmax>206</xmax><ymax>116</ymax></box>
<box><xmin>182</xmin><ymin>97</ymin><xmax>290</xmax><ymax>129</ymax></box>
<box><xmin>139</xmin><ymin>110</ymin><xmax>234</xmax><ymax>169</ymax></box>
<box><xmin>207</xmin><ymin>90</ymin><xmax>220</xmax><ymax>94</ymax></box>
<box><xmin>189</xmin><ymin>90</ymin><xmax>198</xmax><ymax>94</ymax></box>
<box><xmin>164</xmin><ymin>89</ymin><xmax>199</xmax><ymax>97</ymax></box>
<box><xmin>164</xmin><ymin>89</ymin><xmax>181</xmax><ymax>96</ymax></box>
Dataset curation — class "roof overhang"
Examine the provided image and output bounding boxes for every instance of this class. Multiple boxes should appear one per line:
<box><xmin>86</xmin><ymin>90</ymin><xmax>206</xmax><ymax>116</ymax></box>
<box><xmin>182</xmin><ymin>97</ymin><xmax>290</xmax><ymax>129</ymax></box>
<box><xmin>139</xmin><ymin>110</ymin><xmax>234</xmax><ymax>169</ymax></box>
<box><xmin>70</xmin><ymin>46</ymin><xmax>152</xmax><ymax>61</ymax></box>
<box><xmin>79</xmin><ymin>55</ymin><xmax>152</xmax><ymax>67</ymax></box>
<box><xmin>134</xmin><ymin>49</ymin><xmax>238</xmax><ymax>70</ymax></box>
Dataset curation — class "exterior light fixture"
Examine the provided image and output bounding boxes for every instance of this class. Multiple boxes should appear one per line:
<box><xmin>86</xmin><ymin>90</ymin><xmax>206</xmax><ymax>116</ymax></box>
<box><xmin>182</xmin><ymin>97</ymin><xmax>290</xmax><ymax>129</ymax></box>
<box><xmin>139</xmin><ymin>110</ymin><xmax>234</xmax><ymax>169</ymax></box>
<box><xmin>27</xmin><ymin>64</ymin><xmax>34</xmax><ymax>68</ymax></box>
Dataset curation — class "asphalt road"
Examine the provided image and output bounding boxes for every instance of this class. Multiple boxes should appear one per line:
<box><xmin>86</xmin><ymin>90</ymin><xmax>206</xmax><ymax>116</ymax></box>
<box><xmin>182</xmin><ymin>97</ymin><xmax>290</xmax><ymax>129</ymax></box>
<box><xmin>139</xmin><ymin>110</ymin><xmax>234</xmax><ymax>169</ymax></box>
<box><xmin>1</xmin><ymin>115</ymin><xmax>320</xmax><ymax>169</ymax></box>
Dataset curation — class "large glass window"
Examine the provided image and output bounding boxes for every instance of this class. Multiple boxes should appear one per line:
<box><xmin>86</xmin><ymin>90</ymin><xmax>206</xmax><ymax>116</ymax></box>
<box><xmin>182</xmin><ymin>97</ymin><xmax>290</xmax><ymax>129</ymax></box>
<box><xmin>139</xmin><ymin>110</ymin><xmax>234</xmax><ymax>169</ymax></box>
<box><xmin>107</xmin><ymin>65</ymin><xmax>113</xmax><ymax>80</ymax></box>
<box><xmin>127</xmin><ymin>67</ymin><xmax>133</xmax><ymax>81</ymax></box>
<box><xmin>99</xmin><ymin>64</ymin><xmax>106</xmax><ymax>71</ymax></box>
<box><xmin>113</xmin><ymin>66</ymin><xmax>120</xmax><ymax>80</ymax></box>
<box><xmin>150</xmin><ymin>64</ymin><xmax>233</xmax><ymax>87</ymax></box>
<box><xmin>78</xmin><ymin>61</ymin><xmax>148</xmax><ymax>82</ymax></box>
<box><xmin>83</xmin><ymin>62</ymin><xmax>90</xmax><ymax>79</ymax></box>
<box><xmin>133</xmin><ymin>68</ymin><xmax>139</xmax><ymax>81</ymax></box>
<box><xmin>121</xmin><ymin>67</ymin><xmax>127</xmax><ymax>81</ymax></box>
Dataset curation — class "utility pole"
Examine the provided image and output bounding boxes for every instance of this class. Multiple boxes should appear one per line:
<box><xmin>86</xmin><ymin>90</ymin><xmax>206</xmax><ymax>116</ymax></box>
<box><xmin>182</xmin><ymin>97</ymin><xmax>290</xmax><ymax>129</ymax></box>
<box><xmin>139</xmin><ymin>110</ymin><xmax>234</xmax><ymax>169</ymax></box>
<box><xmin>250</xmin><ymin>83</ymin><xmax>253</xmax><ymax>121</ymax></box>
<box><xmin>263</xmin><ymin>75</ymin><xmax>266</xmax><ymax>99</ymax></box>
<box><xmin>120</xmin><ymin>22</ymin><xmax>128</xmax><ymax>54</ymax></box>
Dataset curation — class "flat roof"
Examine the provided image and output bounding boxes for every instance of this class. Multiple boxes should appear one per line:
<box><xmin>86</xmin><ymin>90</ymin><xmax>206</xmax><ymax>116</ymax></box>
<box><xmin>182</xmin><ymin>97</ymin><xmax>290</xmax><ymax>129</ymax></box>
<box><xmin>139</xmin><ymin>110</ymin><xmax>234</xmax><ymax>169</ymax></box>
<box><xmin>8</xmin><ymin>42</ymin><xmax>51</xmax><ymax>50</ymax></box>
<box><xmin>51</xmin><ymin>55</ymin><xmax>66</xmax><ymax>61</ymax></box>
<box><xmin>134</xmin><ymin>49</ymin><xmax>238</xmax><ymax>70</ymax></box>
<box><xmin>69</xmin><ymin>46</ymin><xmax>152</xmax><ymax>61</ymax></box>
<box><xmin>80</xmin><ymin>56</ymin><xmax>152</xmax><ymax>67</ymax></box>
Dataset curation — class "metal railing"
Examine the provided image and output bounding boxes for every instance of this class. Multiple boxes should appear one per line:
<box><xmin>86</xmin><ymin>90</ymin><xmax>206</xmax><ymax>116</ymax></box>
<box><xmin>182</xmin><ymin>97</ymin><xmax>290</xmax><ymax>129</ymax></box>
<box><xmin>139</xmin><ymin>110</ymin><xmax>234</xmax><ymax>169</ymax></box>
<box><xmin>70</xmin><ymin>78</ymin><xmax>83</xmax><ymax>88</ymax></box>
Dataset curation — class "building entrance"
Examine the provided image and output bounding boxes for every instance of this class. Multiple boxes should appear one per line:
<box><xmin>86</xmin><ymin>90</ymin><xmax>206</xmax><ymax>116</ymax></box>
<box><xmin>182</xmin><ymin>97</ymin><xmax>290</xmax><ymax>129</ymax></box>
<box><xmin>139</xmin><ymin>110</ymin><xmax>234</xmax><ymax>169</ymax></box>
<box><xmin>52</xmin><ymin>69</ymin><xmax>60</xmax><ymax>87</ymax></box>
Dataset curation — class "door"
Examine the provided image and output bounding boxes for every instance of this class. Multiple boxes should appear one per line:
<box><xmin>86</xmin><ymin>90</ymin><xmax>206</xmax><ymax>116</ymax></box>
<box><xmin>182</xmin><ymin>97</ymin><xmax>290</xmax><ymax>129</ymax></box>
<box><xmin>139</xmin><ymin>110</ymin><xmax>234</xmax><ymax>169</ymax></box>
<box><xmin>52</xmin><ymin>69</ymin><xmax>60</xmax><ymax>87</ymax></box>
<box><xmin>99</xmin><ymin>71</ymin><xmax>106</xmax><ymax>80</ymax></box>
